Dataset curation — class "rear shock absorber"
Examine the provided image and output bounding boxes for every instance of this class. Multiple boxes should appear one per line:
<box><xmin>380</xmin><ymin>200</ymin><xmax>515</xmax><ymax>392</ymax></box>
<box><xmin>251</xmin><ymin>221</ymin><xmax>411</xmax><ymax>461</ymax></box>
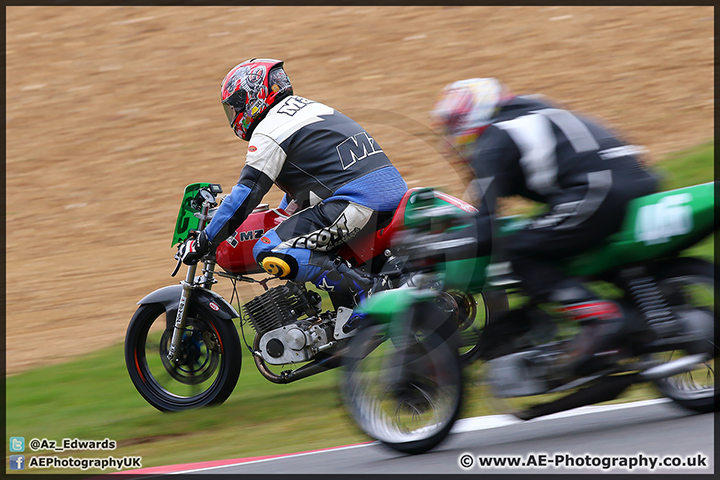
<box><xmin>622</xmin><ymin>268</ymin><xmax>678</xmax><ymax>339</ymax></box>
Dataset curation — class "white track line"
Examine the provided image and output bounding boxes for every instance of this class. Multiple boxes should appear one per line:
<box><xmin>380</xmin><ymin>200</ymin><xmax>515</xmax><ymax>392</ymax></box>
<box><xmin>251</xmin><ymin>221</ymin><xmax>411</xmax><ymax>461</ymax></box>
<box><xmin>450</xmin><ymin>398</ymin><xmax>671</xmax><ymax>433</ymax></box>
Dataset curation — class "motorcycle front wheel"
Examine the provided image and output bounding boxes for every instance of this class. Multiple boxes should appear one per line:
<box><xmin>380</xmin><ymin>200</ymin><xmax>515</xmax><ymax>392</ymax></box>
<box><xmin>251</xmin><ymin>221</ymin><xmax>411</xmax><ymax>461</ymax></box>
<box><xmin>342</xmin><ymin>317</ymin><xmax>463</xmax><ymax>455</ymax></box>
<box><xmin>125</xmin><ymin>302</ymin><xmax>242</xmax><ymax>412</ymax></box>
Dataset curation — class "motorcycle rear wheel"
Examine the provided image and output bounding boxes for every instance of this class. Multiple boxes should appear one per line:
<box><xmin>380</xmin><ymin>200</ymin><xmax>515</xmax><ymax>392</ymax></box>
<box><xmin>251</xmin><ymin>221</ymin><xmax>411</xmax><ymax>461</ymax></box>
<box><xmin>125</xmin><ymin>303</ymin><xmax>242</xmax><ymax>412</ymax></box>
<box><xmin>652</xmin><ymin>258</ymin><xmax>716</xmax><ymax>413</ymax></box>
<box><xmin>342</xmin><ymin>317</ymin><xmax>463</xmax><ymax>455</ymax></box>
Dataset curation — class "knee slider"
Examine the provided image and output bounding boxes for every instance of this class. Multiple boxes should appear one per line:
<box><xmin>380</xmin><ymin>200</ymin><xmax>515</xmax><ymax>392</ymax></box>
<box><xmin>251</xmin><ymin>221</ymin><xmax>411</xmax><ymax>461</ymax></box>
<box><xmin>257</xmin><ymin>253</ymin><xmax>298</xmax><ymax>279</ymax></box>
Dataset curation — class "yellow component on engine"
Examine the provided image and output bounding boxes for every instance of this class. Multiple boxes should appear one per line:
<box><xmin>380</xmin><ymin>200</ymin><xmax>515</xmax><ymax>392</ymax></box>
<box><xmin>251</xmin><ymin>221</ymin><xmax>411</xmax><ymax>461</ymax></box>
<box><xmin>261</xmin><ymin>256</ymin><xmax>292</xmax><ymax>278</ymax></box>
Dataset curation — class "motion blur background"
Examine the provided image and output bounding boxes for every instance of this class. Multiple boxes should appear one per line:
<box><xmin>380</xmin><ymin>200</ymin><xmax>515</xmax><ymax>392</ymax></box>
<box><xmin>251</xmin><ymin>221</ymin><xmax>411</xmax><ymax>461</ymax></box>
<box><xmin>6</xmin><ymin>6</ymin><xmax>713</xmax><ymax>374</ymax></box>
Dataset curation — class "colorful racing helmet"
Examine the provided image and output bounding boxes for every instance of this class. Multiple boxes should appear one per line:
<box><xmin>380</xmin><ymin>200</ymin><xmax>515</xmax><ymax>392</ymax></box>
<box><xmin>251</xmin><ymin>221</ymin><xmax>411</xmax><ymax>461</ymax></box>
<box><xmin>220</xmin><ymin>58</ymin><xmax>293</xmax><ymax>140</ymax></box>
<box><xmin>430</xmin><ymin>78</ymin><xmax>513</xmax><ymax>157</ymax></box>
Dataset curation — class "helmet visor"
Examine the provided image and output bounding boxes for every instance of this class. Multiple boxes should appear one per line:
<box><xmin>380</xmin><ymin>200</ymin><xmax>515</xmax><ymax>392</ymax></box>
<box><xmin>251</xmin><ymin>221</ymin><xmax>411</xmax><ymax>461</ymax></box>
<box><xmin>222</xmin><ymin>89</ymin><xmax>246</xmax><ymax>126</ymax></box>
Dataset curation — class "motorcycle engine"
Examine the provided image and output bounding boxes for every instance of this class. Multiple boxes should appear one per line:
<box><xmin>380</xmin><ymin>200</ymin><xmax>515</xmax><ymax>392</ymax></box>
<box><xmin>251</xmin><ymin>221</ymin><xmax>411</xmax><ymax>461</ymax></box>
<box><xmin>243</xmin><ymin>282</ymin><xmax>334</xmax><ymax>365</ymax></box>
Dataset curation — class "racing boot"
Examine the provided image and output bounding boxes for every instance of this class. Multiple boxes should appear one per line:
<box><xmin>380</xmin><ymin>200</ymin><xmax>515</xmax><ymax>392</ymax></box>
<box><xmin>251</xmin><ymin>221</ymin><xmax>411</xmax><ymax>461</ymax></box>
<box><xmin>478</xmin><ymin>304</ymin><xmax>557</xmax><ymax>361</ymax></box>
<box><xmin>310</xmin><ymin>255</ymin><xmax>389</xmax><ymax>300</ymax></box>
<box><xmin>309</xmin><ymin>255</ymin><xmax>391</xmax><ymax>335</ymax></box>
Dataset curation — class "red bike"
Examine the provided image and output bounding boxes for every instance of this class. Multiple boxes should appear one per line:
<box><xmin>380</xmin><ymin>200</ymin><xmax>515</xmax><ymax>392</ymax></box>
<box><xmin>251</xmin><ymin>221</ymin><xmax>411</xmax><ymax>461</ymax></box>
<box><xmin>125</xmin><ymin>183</ymin><xmax>504</xmax><ymax>411</ymax></box>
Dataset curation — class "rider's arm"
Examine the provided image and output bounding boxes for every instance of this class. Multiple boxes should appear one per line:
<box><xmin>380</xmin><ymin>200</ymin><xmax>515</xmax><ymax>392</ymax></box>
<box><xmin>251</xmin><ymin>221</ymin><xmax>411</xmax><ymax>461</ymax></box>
<box><xmin>202</xmin><ymin>164</ymin><xmax>274</xmax><ymax>244</ymax></box>
<box><xmin>204</xmin><ymin>133</ymin><xmax>288</xmax><ymax>244</ymax></box>
<box><xmin>468</xmin><ymin>126</ymin><xmax>520</xmax><ymax>218</ymax></box>
<box><xmin>277</xmin><ymin>193</ymin><xmax>300</xmax><ymax>215</ymax></box>
<box><xmin>278</xmin><ymin>193</ymin><xmax>291</xmax><ymax>210</ymax></box>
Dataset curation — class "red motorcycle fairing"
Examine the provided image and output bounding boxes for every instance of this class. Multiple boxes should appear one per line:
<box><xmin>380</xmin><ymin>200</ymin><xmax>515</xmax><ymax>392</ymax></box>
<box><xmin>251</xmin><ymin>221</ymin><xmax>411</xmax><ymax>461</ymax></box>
<box><xmin>215</xmin><ymin>188</ymin><xmax>475</xmax><ymax>276</ymax></box>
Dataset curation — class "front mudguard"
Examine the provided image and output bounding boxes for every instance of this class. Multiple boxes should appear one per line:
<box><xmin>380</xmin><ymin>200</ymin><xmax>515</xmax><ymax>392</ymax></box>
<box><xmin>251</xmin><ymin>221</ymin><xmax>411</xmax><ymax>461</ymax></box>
<box><xmin>355</xmin><ymin>288</ymin><xmax>439</xmax><ymax>325</ymax></box>
<box><xmin>137</xmin><ymin>285</ymin><xmax>240</xmax><ymax>328</ymax></box>
<box><xmin>356</xmin><ymin>288</ymin><xmax>464</xmax><ymax>359</ymax></box>
<box><xmin>355</xmin><ymin>288</ymin><xmax>443</xmax><ymax>342</ymax></box>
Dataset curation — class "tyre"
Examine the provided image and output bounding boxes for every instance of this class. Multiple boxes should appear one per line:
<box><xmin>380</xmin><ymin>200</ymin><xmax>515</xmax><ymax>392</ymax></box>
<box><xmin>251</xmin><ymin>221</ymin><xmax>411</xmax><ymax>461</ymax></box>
<box><xmin>341</xmin><ymin>307</ymin><xmax>463</xmax><ymax>455</ymax></box>
<box><xmin>125</xmin><ymin>302</ymin><xmax>242</xmax><ymax>412</ymax></box>
<box><xmin>651</xmin><ymin>257</ymin><xmax>716</xmax><ymax>413</ymax></box>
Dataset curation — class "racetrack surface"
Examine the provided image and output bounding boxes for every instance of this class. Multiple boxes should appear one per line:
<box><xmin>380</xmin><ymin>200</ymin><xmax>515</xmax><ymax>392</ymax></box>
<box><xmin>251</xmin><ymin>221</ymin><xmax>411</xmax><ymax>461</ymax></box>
<box><xmin>125</xmin><ymin>399</ymin><xmax>714</xmax><ymax>475</ymax></box>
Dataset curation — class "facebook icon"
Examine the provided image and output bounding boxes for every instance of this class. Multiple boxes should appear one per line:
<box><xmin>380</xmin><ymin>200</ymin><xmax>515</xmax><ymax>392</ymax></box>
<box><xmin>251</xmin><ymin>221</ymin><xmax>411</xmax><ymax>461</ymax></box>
<box><xmin>10</xmin><ymin>455</ymin><xmax>25</xmax><ymax>470</ymax></box>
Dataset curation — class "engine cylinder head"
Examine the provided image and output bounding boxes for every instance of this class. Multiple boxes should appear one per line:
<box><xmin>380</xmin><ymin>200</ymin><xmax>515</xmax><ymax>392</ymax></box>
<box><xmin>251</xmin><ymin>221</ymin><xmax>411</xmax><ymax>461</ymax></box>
<box><xmin>243</xmin><ymin>285</ymin><xmax>297</xmax><ymax>336</ymax></box>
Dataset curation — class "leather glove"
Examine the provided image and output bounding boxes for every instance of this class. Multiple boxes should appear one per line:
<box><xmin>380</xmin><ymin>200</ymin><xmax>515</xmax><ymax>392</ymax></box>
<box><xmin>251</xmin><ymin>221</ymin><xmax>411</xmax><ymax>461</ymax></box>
<box><xmin>177</xmin><ymin>230</ymin><xmax>211</xmax><ymax>265</ymax></box>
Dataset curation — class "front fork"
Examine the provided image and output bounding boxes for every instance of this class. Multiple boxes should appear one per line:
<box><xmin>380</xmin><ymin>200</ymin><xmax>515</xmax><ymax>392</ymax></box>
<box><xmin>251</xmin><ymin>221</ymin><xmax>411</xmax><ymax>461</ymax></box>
<box><xmin>166</xmin><ymin>201</ymin><xmax>217</xmax><ymax>363</ymax></box>
<box><xmin>166</xmin><ymin>264</ymin><xmax>199</xmax><ymax>362</ymax></box>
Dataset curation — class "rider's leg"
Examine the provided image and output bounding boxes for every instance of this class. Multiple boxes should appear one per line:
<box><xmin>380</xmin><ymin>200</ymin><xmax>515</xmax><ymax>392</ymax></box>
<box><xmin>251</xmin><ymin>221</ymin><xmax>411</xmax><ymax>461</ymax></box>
<box><xmin>253</xmin><ymin>200</ymin><xmax>389</xmax><ymax>304</ymax></box>
<box><xmin>504</xmin><ymin>186</ymin><xmax>636</xmax><ymax>377</ymax></box>
<box><xmin>512</xmin><ymin>256</ymin><xmax>626</xmax><ymax>376</ymax></box>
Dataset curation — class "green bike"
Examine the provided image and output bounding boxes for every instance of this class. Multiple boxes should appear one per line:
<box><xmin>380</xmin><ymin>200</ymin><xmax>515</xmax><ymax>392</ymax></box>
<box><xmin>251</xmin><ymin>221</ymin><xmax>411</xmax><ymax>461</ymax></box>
<box><xmin>341</xmin><ymin>182</ymin><xmax>715</xmax><ymax>455</ymax></box>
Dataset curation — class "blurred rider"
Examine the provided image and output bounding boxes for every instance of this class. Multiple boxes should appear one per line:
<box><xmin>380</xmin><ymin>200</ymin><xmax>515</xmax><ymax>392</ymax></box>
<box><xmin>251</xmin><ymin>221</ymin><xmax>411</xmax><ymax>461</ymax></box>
<box><xmin>180</xmin><ymin>58</ymin><xmax>407</xmax><ymax>306</ymax></box>
<box><xmin>430</xmin><ymin>78</ymin><xmax>659</xmax><ymax>378</ymax></box>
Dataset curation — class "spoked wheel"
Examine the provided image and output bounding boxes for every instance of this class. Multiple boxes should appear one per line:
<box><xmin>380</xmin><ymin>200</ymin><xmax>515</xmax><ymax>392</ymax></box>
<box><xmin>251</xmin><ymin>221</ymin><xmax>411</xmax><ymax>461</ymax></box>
<box><xmin>125</xmin><ymin>303</ymin><xmax>242</xmax><ymax>412</ymax></box>
<box><xmin>652</xmin><ymin>258</ymin><xmax>716</xmax><ymax>413</ymax></box>
<box><xmin>342</xmin><ymin>310</ymin><xmax>463</xmax><ymax>455</ymax></box>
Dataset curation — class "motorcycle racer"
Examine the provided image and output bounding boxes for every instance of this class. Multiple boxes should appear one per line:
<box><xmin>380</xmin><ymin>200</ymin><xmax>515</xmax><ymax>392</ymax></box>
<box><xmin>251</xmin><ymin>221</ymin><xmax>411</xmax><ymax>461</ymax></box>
<box><xmin>179</xmin><ymin>58</ymin><xmax>407</xmax><ymax>305</ymax></box>
<box><xmin>430</xmin><ymin>78</ymin><xmax>659</xmax><ymax>379</ymax></box>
